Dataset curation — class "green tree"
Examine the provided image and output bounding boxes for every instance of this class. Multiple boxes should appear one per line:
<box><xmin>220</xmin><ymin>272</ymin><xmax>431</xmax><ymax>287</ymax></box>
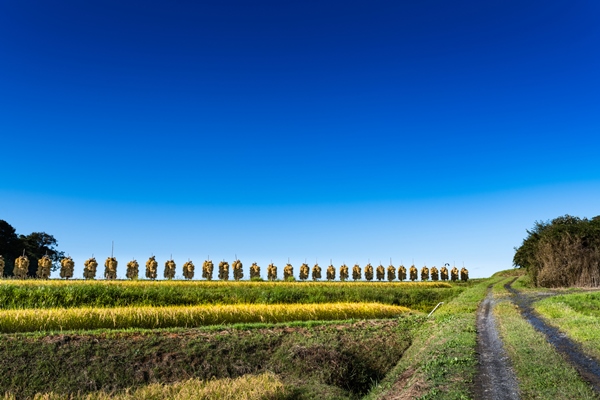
<box><xmin>20</xmin><ymin>232</ymin><xmax>64</xmax><ymax>277</ymax></box>
<box><xmin>0</xmin><ymin>220</ymin><xmax>21</xmax><ymax>276</ymax></box>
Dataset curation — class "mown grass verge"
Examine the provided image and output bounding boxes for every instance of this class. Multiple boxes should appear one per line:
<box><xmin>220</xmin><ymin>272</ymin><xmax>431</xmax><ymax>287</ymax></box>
<box><xmin>0</xmin><ymin>280</ymin><xmax>459</xmax><ymax>312</ymax></box>
<box><xmin>0</xmin><ymin>302</ymin><xmax>410</xmax><ymax>333</ymax></box>
<box><xmin>535</xmin><ymin>293</ymin><xmax>600</xmax><ymax>360</ymax></box>
<box><xmin>493</xmin><ymin>282</ymin><xmax>596</xmax><ymax>399</ymax></box>
<box><xmin>0</xmin><ymin>318</ymin><xmax>418</xmax><ymax>399</ymax></box>
<box><xmin>364</xmin><ymin>276</ymin><xmax>499</xmax><ymax>399</ymax></box>
<box><xmin>2</xmin><ymin>373</ymin><xmax>286</xmax><ymax>400</ymax></box>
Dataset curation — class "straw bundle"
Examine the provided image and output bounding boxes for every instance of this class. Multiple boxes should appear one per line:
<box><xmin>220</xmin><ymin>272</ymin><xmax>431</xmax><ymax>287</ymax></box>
<box><xmin>387</xmin><ymin>265</ymin><xmax>396</xmax><ymax>282</ymax></box>
<box><xmin>164</xmin><ymin>259</ymin><xmax>176</xmax><ymax>280</ymax></box>
<box><xmin>232</xmin><ymin>260</ymin><xmax>243</xmax><ymax>281</ymax></box>
<box><xmin>352</xmin><ymin>264</ymin><xmax>361</xmax><ymax>281</ymax></box>
<box><xmin>84</xmin><ymin>257</ymin><xmax>98</xmax><ymax>280</ymax></box>
<box><xmin>376</xmin><ymin>264</ymin><xmax>385</xmax><ymax>281</ymax></box>
<box><xmin>267</xmin><ymin>263</ymin><xmax>277</xmax><ymax>281</ymax></box>
<box><xmin>299</xmin><ymin>263</ymin><xmax>309</xmax><ymax>281</ymax></box>
<box><xmin>339</xmin><ymin>264</ymin><xmax>349</xmax><ymax>282</ymax></box>
<box><xmin>14</xmin><ymin>255</ymin><xmax>29</xmax><ymax>279</ymax></box>
<box><xmin>202</xmin><ymin>260</ymin><xmax>214</xmax><ymax>280</ymax></box>
<box><xmin>183</xmin><ymin>260</ymin><xmax>195</xmax><ymax>280</ymax></box>
<box><xmin>364</xmin><ymin>263</ymin><xmax>374</xmax><ymax>281</ymax></box>
<box><xmin>420</xmin><ymin>266</ymin><xmax>429</xmax><ymax>281</ymax></box>
<box><xmin>146</xmin><ymin>256</ymin><xmax>158</xmax><ymax>280</ymax></box>
<box><xmin>250</xmin><ymin>262</ymin><xmax>261</xmax><ymax>280</ymax></box>
<box><xmin>430</xmin><ymin>266</ymin><xmax>439</xmax><ymax>281</ymax></box>
<box><xmin>105</xmin><ymin>257</ymin><xmax>118</xmax><ymax>280</ymax></box>
<box><xmin>460</xmin><ymin>267</ymin><xmax>469</xmax><ymax>282</ymax></box>
<box><xmin>283</xmin><ymin>263</ymin><xmax>294</xmax><ymax>281</ymax></box>
<box><xmin>398</xmin><ymin>265</ymin><xmax>407</xmax><ymax>281</ymax></box>
<box><xmin>37</xmin><ymin>255</ymin><xmax>52</xmax><ymax>279</ymax></box>
<box><xmin>326</xmin><ymin>264</ymin><xmax>335</xmax><ymax>281</ymax></box>
<box><xmin>60</xmin><ymin>257</ymin><xmax>74</xmax><ymax>280</ymax></box>
<box><xmin>312</xmin><ymin>263</ymin><xmax>321</xmax><ymax>281</ymax></box>
<box><xmin>450</xmin><ymin>266</ymin><xmax>459</xmax><ymax>282</ymax></box>
<box><xmin>440</xmin><ymin>266</ymin><xmax>449</xmax><ymax>281</ymax></box>
<box><xmin>409</xmin><ymin>265</ymin><xmax>418</xmax><ymax>282</ymax></box>
<box><xmin>219</xmin><ymin>261</ymin><xmax>230</xmax><ymax>281</ymax></box>
<box><xmin>126</xmin><ymin>260</ymin><xmax>139</xmax><ymax>280</ymax></box>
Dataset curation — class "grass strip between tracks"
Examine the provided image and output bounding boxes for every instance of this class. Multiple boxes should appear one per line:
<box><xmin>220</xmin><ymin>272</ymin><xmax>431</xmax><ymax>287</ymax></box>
<box><xmin>494</xmin><ymin>281</ymin><xmax>596</xmax><ymax>399</ymax></box>
<box><xmin>535</xmin><ymin>293</ymin><xmax>600</xmax><ymax>361</ymax></box>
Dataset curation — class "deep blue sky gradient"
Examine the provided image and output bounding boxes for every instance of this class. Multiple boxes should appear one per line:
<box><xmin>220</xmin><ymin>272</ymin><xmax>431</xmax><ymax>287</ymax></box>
<box><xmin>1</xmin><ymin>1</ymin><xmax>599</xmax><ymax>277</ymax></box>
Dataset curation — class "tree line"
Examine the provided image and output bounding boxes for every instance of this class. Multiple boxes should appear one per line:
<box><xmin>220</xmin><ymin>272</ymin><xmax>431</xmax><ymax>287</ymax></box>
<box><xmin>513</xmin><ymin>214</ymin><xmax>600</xmax><ymax>287</ymax></box>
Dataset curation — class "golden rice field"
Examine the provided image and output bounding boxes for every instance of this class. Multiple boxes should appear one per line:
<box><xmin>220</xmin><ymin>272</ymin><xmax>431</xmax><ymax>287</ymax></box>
<box><xmin>1</xmin><ymin>373</ymin><xmax>285</xmax><ymax>400</ymax></box>
<box><xmin>0</xmin><ymin>302</ymin><xmax>410</xmax><ymax>333</ymax></box>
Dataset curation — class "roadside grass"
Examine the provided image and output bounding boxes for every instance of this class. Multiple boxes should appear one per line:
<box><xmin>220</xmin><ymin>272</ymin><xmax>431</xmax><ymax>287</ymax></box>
<box><xmin>0</xmin><ymin>280</ymin><xmax>461</xmax><ymax>312</ymax></box>
<box><xmin>364</xmin><ymin>276</ymin><xmax>501</xmax><ymax>399</ymax></box>
<box><xmin>2</xmin><ymin>373</ymin><xmax>287</xmax><ymax>400</ymax></box>
<box><xmin>0</xmin><ymin>318</ymin><xmax>417</xmax><ymax>399</ymax></box>
<box><xmin>535</xmin><ymin>293</ymin><xmax>600</xmax><ymax>360</ymax></box>
<box><xmin>0</xmin><ymin>302</ymin><xmax>410</xmax><ymax>333</ymax></box>
<box><xmin>492</xmin><ymin>286</ymin><xmax>596</xmax><ymax>399</ymax></box>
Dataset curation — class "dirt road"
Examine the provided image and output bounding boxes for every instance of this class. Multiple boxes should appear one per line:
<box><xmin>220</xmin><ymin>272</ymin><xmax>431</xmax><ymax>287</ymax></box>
<box><xmin>475</xmin><ymin>287</ymin><xmax>520</xmax><ymax>400</ymax></box>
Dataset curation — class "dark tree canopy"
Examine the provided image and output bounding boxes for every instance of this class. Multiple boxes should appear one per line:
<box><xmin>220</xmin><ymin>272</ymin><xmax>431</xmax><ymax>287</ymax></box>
<box><xmin>0</xmin><ymin>220</ymin><xmax>64</xmax><ymax>277</ymax></box>
<box><xmin>514</xmin><ymin>215</ymin><xmax>600</xmax><ymax>287</ymax></box>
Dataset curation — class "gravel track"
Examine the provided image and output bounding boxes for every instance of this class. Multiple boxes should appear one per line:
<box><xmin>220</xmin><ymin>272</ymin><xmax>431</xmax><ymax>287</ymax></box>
<box><xmin>475</xmin><ymin>287</ymin><xmax>520</xmax><ymax>400</ymax></box>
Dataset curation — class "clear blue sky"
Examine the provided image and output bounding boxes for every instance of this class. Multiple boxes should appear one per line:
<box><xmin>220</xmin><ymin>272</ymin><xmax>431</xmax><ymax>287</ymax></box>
<box><xmin>1</xmin><ymin>1</ymin><xmax>599</xmax><ymax>278</ymax></box>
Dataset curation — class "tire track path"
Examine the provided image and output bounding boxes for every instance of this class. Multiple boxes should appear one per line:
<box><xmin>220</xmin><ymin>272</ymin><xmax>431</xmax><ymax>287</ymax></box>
<box><xmin>505</xmin><ymin>282</ymin><xmax>600</xmax><ymax>393</ymax></box>
<box><xmin>475</xmin><ymin>287</ymin><xmax>520</xmax><ymax>400</ymax></box>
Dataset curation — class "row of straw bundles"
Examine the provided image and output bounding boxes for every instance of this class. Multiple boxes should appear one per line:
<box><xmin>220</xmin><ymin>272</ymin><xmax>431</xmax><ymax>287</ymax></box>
<box><xmin>0</xmin><ymin>302</ymin><xmax>411</xmax><ymax>333</ymax></box>
<box><xmin>60</xmin><ymin>256</ymin><xmax>74</xmax><ymax>279</ymax></box>
<box><xmin>0</xmin><ymin>255</ymin><xmax>4</xmax><ymax>277</ymax></box>
<box><xmin>183</xmin><ymin>260</ymin><xmax>195</xmax><ymax>280</ymax></box>
<box><xmin>4</xmin><ymin>255</ymin><xmax>470</xmax><ymax>282</ymax></box>
<box><xmin>232</xmin><ymin>259</ymin><xmax>243</xmax><ymax>281</ymax></box>
<box><xmin>36</xmin><ymin>255</ymin><xmax>52</xmax><ymax>279</ymax></box>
